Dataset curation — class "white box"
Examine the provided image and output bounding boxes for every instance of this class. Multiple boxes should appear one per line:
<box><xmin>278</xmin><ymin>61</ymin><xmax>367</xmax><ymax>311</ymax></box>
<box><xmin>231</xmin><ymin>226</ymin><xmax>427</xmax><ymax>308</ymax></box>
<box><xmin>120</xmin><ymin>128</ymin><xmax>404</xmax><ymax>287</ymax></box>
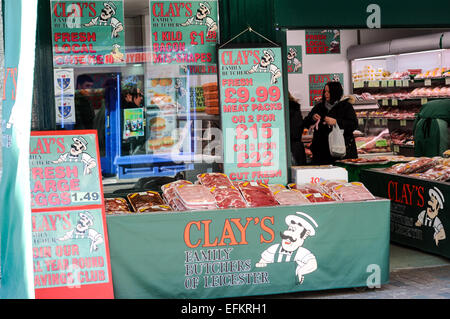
<box><xmin>291</xmin><ymin>165</ymin><xmax>348</xmax><ymax>185</ymax></box>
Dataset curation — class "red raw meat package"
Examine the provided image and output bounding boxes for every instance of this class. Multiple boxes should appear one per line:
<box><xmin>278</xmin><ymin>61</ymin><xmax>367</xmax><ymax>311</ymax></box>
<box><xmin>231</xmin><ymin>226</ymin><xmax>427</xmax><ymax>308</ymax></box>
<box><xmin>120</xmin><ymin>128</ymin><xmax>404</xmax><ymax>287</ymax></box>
<box><xmin>236</xmin><ymin>182</ymin><xmax>278</xmax><ymax>207</ymax></box>
<box><xmin>210</xmin><ymin>186</ymin><xmax>247</xmax><ymax>209</ymax></box>
<box><xmin>161</xmin><ymin>180</ymin><xmax>193</xmax><ymax>210</ymax></box>
<box><xmin>273</xmin><ymin>189</ymin><xmax>310</xmax><ymax>205</ymax></box>
<box><xmin>330</xmin><ymin>182</ymin><xmax>375</xmax><ymax>202</ymax></box>
<box><xmin>197</xmin><ymin>173</ymin><xmax>233</xmax><ymax>188</ymax></box>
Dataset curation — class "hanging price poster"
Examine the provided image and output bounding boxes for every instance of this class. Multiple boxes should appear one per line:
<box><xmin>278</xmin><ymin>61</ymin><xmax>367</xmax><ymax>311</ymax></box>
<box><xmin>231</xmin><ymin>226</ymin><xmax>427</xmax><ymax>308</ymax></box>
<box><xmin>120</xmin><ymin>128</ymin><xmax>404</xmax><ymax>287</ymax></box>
<box><xmin>149</xmin><ymin>0</ymin><xmax>219</xmax><ymax>65</ymax></box>
<box><xmin>29</xmin><ymin>131</ymin><xmax>103</xmax><ymax>210</ymax></box>
<box><xmin>309</xmin><ymin>73</ymin><xmax>344</xmax><ymax>106</ymax></box>
<box><xmin>30</xmin><ymin>130</ymin><xmax>114</xmax><ymax>299</ymax></box>
<box><xmin>218</xmin><ymin>46</ymin><xmax>288</xmax><ymax>185</ymax></box>
<box><xmin>287</xmin><ymin>46</ymin><xmax>302</xmax><ymax>74</ymax></box>
<box><xmin>50</xmin><ymin>0</ymin><xmax>126</xmax><ymax>67</ymax></box>
<box><xmin>305</xmin><ymin>29</ymin><xmax>341</xmax><ymax>54</ymax></box>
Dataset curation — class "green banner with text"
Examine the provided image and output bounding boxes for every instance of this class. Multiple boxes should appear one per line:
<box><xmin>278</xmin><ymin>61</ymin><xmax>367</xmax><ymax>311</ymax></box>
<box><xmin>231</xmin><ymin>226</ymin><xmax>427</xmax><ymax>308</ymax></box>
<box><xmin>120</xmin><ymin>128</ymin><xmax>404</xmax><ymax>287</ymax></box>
<box><xmin>218</xmin><ymin>46</ymin><xmax>288</xmax><ymax>185</ymax></box>
<box><xmin>149</xmin><ymin>0</ymin><xmax>219</xmax><ymax>65</ymax></box>
<box><xmin>107</xmin><ymin>200</ymin><xmax>390</xmax><ymax>299</ymax></box>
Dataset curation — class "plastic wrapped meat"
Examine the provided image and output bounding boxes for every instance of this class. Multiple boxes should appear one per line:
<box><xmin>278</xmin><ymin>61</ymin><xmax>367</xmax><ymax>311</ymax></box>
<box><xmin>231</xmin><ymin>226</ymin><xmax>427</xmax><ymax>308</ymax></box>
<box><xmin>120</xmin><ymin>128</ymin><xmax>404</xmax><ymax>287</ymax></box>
<box><xmin>175</xmin><ymin>184</ymin><xmax>217</xmax><ymax>210</ymax></box>
<box><xmin>210</xmin><ymin>186</ymin><xmax>247</xmax><ymax>209</ymax></box>
<box><xmin>105</xmin><ymin>198</ymin><xmax>132</xmax><ymax>214</ymax></box>
<box><xmin>273</xmin><ymin>189</ymin><xmax>310</xmax><ymax>205</ymax></box>
<box><xmin>197</xmin><ymin>173</ymin><xmax>233</xmax><ymax>188</ymax></box>
<box><xmin>161</xmin><ymin>180</ymin><xmax>193</xmax><ymax>210</ymax></box>
<box><xmin>330</xmin><ymin>182</ymin><xmax>376</xmax><ymax>202</ymax></box>
<box><xmin>236</xmin><ymin>182</ymin><xmax>278</xmax><ymax>207</ymax></box>
<box><xmin>410</xmin><ymin>165</ymin><xmax>450</xmax><ymax>181</ymax></box>
<box><xmin>127</xmin><ymin>191</ymin><xmax>166</xmax><ymax>212</ymax></box>
<box><xmin>385</xmin><ymin>157</ymin><xmax>440</xmax><ymax>174</ymax></box>
<box><xmin>268</xmin><ymin>184</ymin><xmax>287</xmax><ymax>194</ymax></box>
<box><xmin>137</xmin><ymin>204</ymin><xmax>172</xmax><ymax>213</ymax></box>
<box><xmin>295</xmin><ymin>183</ymin><xmax>336</xmax><ymax>203</ymax></box>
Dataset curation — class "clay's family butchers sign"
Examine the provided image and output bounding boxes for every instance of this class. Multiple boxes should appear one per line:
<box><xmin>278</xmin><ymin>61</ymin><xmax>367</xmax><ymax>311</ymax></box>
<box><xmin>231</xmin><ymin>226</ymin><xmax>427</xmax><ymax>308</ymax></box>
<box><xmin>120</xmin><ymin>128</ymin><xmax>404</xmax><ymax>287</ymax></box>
<box><xmin>149</xmin><ymin>0</ymin><xmax>219</xmax><ymax>65</ymax></box>
<box><xmin>305</xmin><ymin>30</ymin><xmax>340</xmax><ymax>54</ymax></box>
<box><xmin>50</xmin><ymin>0</ymin><xmax>126</xmax><ymax>66</ymax></box>
<box><xmin>30</xmin><ymin>131</ymin><xmax>113</xmax><ymax>298</ymax></box>
<box><xmin>218</xmin><ymin>46</ymin><xmax>288</xmax><ymax>185</ymax></box>
<box><xmin>309</xmin><ymin>73</ymin><xmax>344</xmax><ymax>106</ymax></box>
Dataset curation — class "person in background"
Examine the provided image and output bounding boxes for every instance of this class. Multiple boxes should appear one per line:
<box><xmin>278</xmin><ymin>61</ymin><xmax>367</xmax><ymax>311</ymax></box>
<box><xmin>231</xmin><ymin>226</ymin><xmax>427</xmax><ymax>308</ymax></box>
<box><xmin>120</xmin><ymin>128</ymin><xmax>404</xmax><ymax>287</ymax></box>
<box><xmin>131</xmin><ymin>88</ymin><xmax>144</xmax><ymax>107</ymax></box>
<box><xmin>303</xmin><ymin>81</ymin><xmax>358</xmax><ymax>165</ymax></box>
<box><xmin>122</xmin><ymin>89</ymin><xmax>134</xmax><ymax>108</ymax></box>
<box><xmin>288</xmin><ymin>92</ymin><xmax>306</xmax><ymax>166</ymax></box>
<box><xmin>75</xmin><ymin>74</ymin><xmax>95</xmax><ymax>129</ymax></box>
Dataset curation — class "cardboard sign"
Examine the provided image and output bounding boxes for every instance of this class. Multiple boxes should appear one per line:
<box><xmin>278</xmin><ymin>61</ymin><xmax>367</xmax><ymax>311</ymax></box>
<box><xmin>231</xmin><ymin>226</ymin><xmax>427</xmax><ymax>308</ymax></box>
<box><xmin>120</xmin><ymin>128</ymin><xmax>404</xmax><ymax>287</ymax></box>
<box><xmin>50</xmin><ymin>0</ymin><xmax>126</xmax><ymax>67</ymax></box>
<box><xmin>308</xmin><ymin>73</ymin><xmax>344</xmax><ymax>106</ymax></box>
<box><xmin>149</xmin><ymin>0</ymin><xmax>219</xmax><ymax>65</ymax></box>
<box><xmin>218</xmin><ymin>46</ymin><xmax>288</xmax><ymax>185</ymax></box>
<box><xmin>305</xmin><ymin>29</ymin><xmax>341</xmax><ymax>54</ymax></box>
<box><xmin>30</xmin><ymin>130</ymin><xmax>114</xmax><ymax>299</ymax></box>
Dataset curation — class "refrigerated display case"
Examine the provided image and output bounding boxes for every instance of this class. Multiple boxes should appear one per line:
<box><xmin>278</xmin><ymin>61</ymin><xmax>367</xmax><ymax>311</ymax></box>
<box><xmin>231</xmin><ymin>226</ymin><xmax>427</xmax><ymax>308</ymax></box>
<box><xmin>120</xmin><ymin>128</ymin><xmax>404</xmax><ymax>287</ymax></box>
<box><xmin>348</xmin><ymin>32</ymin><xmax>450</xmax><ymax>157</ymax></box>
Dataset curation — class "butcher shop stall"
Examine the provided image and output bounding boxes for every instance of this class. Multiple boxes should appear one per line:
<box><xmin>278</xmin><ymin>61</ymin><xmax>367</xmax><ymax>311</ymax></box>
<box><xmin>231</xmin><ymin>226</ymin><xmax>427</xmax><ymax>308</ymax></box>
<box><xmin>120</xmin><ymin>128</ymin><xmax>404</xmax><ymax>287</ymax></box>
<box><xmin>2</xmin><ymin>0</ymin><xmax>450</xmax><ymax>300</ymax></box>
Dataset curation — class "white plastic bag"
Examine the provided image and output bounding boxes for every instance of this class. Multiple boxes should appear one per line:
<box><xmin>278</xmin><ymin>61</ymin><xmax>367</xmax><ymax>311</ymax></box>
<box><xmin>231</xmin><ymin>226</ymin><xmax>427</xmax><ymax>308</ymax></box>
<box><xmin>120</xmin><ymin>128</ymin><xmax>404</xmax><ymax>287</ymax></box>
<box><xmin>329</xmin><ymin>123</ymin><xmax>346</xmax><ymax>158</ymax></box>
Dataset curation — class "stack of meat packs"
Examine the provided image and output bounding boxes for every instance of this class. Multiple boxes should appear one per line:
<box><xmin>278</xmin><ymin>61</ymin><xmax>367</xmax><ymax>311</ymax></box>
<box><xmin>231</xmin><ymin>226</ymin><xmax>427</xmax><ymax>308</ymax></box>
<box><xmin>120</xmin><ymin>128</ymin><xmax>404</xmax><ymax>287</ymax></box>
<box><xmin>202</xmin><ymin>82</ymin><xmax>219</xmax><ymax>115</ymax></box>
<box><xmin>384</xmin><ymin>156</ymin><xmax>450</xmax><ymax>182</ymax></box>
<box><xmin>105</xmin><ymin>173</ymin><xmax>378</xmax><ymax>215</ymax></box>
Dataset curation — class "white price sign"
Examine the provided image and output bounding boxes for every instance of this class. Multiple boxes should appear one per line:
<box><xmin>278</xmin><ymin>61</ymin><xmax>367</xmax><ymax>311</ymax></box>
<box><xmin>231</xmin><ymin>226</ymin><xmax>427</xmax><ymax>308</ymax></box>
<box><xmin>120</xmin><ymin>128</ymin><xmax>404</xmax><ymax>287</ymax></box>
<box><xmin>71</xmin><ymin>192</ymin><xmax>101</xmax><ymax>203</ymax></box>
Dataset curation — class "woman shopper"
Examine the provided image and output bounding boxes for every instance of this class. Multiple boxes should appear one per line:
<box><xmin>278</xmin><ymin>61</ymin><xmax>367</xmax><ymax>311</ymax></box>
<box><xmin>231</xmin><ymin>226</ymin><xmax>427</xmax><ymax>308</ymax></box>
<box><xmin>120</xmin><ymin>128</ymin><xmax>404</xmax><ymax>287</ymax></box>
<box><xmin>288</xmin><ymin>92</ymin><xmax>306</xmax><ymax>166</ymax></box>
<box><xmin>303</xmin><ymin>81</ymin><xmax>358</xmax><ymax>165</ymax></box>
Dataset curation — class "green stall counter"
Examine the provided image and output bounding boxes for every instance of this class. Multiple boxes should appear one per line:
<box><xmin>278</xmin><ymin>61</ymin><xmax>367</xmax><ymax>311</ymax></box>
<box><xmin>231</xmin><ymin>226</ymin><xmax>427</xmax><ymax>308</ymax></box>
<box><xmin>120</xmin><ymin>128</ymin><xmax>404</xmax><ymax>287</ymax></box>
<box><xmin>106</xmin><ymin>200</ymin><xmax>390</xmax><ymax>299</ymax></box>
<box><xmin>335</xmin><ymin>161</ymin><xmax>397</xmax><ymax>182</ymax></box>
<box><xmin>360</xmin><ymin>169</ymin><xmax>450</xmax><ymax>259</ymax></box>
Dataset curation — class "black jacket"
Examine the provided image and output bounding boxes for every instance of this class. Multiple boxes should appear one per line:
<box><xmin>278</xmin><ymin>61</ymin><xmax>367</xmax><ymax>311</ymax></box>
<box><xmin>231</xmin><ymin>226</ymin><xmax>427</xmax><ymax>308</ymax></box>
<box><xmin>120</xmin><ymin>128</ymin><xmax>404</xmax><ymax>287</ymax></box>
<box><xmin>304</xmin><ymin>98</ymin><xmax>358</xmax><ymax>164</ymax></box>
<box><xmin>289</xmin><ymin>100</ymin><xmax>306</xmax><ymax>166</ymax></box>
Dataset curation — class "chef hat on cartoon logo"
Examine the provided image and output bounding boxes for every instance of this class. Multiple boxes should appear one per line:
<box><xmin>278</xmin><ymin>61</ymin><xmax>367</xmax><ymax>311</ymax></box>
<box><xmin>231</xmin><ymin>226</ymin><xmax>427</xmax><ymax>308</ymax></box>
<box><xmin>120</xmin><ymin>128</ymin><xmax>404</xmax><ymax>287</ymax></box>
<box><xmin>79</xmin><ymin>211</ymin><xmax>94</xmax><ymax>224</ymax></box>
<box><xmin>263</xmin><ymin>49</ymin><xmax>275</xmax><ymax>62</ymax></box>
<box><xmin>104</xmin><ymin>1</ymin><xmax>117</xmax><ymax>15</ymax></box>
<box><xmin>429</xmin><ymin>187</ymin><xmax>444</xmax><ymax>209</ymax></box>
<box><xmin>73</xmin><ymin>136</ymin><xmax>88</xmax><ymax>150</ymax></box>
<box><xmin>288</xmin><ymin>47</ymin><xmax>297</xmax><ymax>55</ymax></box>
<box><xmin>286</xmin><ymin>212</ymin><xmax>319</xmax><ymax>237</ymax></box>
<box><xmin>199</xmin><ymin>2</ymin><xmax>211</xmax><ymax>14</ymax></box>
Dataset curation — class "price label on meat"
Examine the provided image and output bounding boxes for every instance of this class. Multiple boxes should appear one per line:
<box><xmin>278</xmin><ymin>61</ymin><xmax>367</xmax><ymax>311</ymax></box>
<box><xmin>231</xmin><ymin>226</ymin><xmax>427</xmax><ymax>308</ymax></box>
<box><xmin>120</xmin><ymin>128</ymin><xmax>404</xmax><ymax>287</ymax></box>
<box><xmin>29</xmin><ymin>131</ymin><xmax>103</xmax><ymax>210</ymax></box>
<box><xmin>50</xmin><ymin>0</ymin><xmax>126</xmax><ymax>67</ymax></box>
<box><xmin>218</xmin><ymin>46</ymin><xmax>288</xmax><ymax>185</ymax></box>
<box><xmin>149</xmin><ymin>0</ymin><xmax>219</xmax><ymax>65</ymax></box>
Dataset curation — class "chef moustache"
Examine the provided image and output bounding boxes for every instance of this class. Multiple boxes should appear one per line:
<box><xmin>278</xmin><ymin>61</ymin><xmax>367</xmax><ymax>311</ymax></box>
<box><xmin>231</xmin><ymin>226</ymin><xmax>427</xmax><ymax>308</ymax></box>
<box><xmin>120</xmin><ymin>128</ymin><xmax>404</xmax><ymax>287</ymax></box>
<box><xmin>280</xmin><ymin>232</ymin><xmax>297</xmax><ymax>242</ymax></box>
<box><xmin>71</xmin><ymin>144</ymin><xmax>82</xmax><ymax>151</ymax></box>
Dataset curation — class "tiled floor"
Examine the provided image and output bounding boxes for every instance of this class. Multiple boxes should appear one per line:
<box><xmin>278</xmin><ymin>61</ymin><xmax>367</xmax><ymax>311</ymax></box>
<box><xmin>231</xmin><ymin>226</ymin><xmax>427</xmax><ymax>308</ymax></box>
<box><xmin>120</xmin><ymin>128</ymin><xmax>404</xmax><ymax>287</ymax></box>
<box><xmin>266</xmin><ymin>244</ymin><xmax>450</xmax><ymax>299</ymax></box>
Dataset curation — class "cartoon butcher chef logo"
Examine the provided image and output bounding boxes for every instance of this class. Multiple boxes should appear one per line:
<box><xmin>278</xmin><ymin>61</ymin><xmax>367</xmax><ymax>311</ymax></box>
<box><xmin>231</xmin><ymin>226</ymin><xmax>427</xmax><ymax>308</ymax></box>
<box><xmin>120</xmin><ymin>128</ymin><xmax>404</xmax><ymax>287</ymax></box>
<box><xmin>256</xmin><ymin>212</ymin><xmax>318</xmax><ymax>284</ymax></box>
<box><xmin>415</xmin><ymin>187</ymin><xmax>446</xmax><ymax>246</ymax></box>
<box><xmin>181</xmin><ymin>2</ymin><xmax>217</xmax><ymax>33</ymax></box>
<box><xmin>247</xmin><ymin>49</ymin><xmax>282</xmax><ymax>84</ymax></box>
<box><xmin>58</xmin><ymin>211</ymin><xmax>104</xmax><ymax>253</ymax></box>
<box><xmin>84</xmin><ymin>1</ymin><xmax>124</xmax><ymax>38</ymax></box>
<box><xmin>287</xmin><ymin>47</ymin><xmax>302</xmax><ymax>72</ymax></box>
<box><xmin>52</xmin><ymin>136</ymin><xmax>97</xmax><ymax>175</ymax></box>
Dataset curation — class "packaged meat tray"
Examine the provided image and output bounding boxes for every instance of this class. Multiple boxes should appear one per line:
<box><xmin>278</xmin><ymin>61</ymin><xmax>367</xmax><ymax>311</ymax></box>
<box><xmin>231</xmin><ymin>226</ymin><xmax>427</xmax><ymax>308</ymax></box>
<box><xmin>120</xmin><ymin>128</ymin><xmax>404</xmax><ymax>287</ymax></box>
<box><xmin>273</xmin><ymin>189</ymin><xmax>310</xmax><ymax>205</ymax></box>
<box><xmin>410</xmin><ymin>165</ymin><xmax>450</xmax><ymax>181</ymax></box>
<box><xmin>294</xmin><ymin>183</ymin><xmax>336</xmax><ymax>203</ymax></box>
<box><xmin>328</xmin><ymin>182</ymin><xmax>376</xmax><ymax>202</ymax></box>
<box><xmin>210</xmin><ymin>186</ymin><xmax>247</xmax><ymax>209</ymax></box>
<box><xmin>137</xmin><ymin>204</ymin><xmax>172</xmax><ymax>213</ymax></box>
<box><xmin>236</xmin><ymin>182</ymin><xmax>279</xmax><ymax>207</ymax></box>
<box><xmin>268</xmin><ymin>184</ymin><xmax>287</xmax><ymax>194</ymax></box>
<box><xmin>385</xmin><ymin>157</ymin><xmax>440</xmax><ymax>175</ymax></box>
<box><xmin>127</xmin><ymin>191</ymin><xmax>165</xmax><ymax>212</ymax></box>
<box><xmin>197</xmin><ymin>173</ymin><xmax>233</xmax><ymax>188</ymax></box>
<box><xmin>175</xmin><ymin>184</ymin><xmax>217</xmax><ymax>210</ymax></box>
<box><xmin>161</xmin><ymin>180</ymin><xmax>193</xmax><ymax>210</ymax></box>
<box><xmin>105</xmin><ymin>198</ymin><xmax>133</xmax><ymax>214</ymax></box>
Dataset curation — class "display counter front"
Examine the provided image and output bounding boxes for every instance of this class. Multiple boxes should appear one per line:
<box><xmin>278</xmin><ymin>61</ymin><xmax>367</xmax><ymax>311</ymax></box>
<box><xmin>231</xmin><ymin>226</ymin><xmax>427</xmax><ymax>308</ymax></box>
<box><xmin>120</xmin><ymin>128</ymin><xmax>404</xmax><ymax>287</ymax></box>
<box><xmin>361</xmin><ymin>169</ymin><xmax>450</xmax><ymax>259</ymax></box>
<box><xmin>106</xmin><ymin>200</ymin><xmax>390</xmax><ymax>299</ymax></box>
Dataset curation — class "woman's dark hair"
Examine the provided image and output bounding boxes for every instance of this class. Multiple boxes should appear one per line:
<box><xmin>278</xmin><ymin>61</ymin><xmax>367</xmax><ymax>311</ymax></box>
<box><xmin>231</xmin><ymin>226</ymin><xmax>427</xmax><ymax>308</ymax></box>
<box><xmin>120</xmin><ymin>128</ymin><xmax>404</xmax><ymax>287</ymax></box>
<box><xmin>322</xmin><ymin>81</ymin><xmax>343</xmax><ymax>104</ymax></box>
